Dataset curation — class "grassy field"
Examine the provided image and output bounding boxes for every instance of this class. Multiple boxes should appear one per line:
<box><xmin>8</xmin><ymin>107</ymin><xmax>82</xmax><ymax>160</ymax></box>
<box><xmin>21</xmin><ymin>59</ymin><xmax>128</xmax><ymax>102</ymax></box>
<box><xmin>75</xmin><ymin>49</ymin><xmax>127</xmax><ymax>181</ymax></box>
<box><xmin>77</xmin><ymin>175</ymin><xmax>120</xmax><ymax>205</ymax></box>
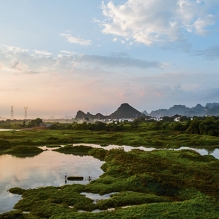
<box><xmin>1</xmin><ymin>127</ymin><xmax>219</xmax><ymax>156</ymax></box>
<box><xmin>1</xmin><ymin>125</ymin><xmax>219</xmax><ymax>218</ymax></box>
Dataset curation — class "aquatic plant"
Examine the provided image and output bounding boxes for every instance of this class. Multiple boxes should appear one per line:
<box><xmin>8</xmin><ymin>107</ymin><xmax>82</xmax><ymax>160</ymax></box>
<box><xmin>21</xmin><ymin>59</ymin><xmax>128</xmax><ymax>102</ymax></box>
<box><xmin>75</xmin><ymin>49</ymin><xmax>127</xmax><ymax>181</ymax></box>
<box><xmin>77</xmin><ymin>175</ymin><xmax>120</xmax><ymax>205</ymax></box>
<box><xmin>3</xmin><ymin>145</ymin><xmax>43</xmax><ymax>157</ymax></box>
<box><xmin>54</xmin><ymin>145</ymin><xmax>93</xmax><ymax>156</ymax></box>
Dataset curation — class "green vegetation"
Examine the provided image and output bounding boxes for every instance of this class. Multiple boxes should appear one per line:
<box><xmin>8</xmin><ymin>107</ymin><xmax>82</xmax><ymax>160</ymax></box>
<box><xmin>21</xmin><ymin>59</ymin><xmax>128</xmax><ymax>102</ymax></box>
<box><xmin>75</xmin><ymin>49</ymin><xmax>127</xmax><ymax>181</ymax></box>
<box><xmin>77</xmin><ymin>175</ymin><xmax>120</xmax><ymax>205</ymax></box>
<box><xmin>1</xmin><ymin>117</ymin><xmax>219</xmax><ymax>218</ymax></box>
<box><xmin>0</xmin><ymin>118</ymin><xmax>43</xmax><ymax>129</ymax></box>
<box><xmin>4</xmin><ymin>148</ymin><xmax>219</xmax><ymax>218</ymax></box>
<box><xmin>1</xmin><ymin>121</ymin><xmax>219</xmax><ymax>155</ymax></box>
<box><xmin>3</xmin><ymin>145</ymin><xmax>43</xmax><ymax>157</ymax></box>
<box><xmin>54</xmin><ymin>145</ymin><xmax>94</xmax><ymax>156</ymax></box>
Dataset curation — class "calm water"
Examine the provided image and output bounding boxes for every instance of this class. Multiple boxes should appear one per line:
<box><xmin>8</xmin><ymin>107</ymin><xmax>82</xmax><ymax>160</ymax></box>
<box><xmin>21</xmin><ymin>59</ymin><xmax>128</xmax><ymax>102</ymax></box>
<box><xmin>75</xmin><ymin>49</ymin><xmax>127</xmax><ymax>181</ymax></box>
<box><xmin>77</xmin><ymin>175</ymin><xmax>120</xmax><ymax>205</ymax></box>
<box><xmin>73</xmin><ymin>143</ymin><xmax>219</xmax><ymax>159</ymax></box>
<box><xmin>0</xmin><ymin>147</ymin><xmax>104</xmax><ymax>213</ymax></box>
<box><xmin>1</xmin><ymin>144</ymin><xmax>219</xmax><ymax>213</ymax></box>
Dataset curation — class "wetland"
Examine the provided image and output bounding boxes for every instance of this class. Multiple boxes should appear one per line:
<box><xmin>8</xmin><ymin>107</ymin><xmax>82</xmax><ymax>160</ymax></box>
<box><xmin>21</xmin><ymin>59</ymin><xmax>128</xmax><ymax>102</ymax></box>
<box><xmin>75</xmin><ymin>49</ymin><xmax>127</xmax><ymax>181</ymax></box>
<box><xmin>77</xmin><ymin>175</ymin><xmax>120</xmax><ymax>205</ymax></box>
<box><xmin>1</xmin><ymin>119</ymin><xmax>219</xmax><ymax>218</ymax></box>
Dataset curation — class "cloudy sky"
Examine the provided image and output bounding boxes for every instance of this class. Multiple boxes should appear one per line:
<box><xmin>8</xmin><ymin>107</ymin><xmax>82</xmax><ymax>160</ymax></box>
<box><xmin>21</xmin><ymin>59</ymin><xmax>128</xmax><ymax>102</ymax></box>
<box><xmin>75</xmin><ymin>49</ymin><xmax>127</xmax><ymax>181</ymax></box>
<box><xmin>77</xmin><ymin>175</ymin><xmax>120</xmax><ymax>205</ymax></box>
<box><xmin>0</xmin><ymin>0</ymin><xmax>219</xmax><ymax>119</ymax></box>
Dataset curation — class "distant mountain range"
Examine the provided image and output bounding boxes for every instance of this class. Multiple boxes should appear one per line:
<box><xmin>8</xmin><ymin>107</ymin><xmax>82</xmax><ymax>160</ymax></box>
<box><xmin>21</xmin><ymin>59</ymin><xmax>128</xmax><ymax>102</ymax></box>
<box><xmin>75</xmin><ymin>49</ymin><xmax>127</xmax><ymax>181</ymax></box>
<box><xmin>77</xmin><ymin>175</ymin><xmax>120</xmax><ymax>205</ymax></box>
<box><xmin>75</xmin><ymin>103</ymin><xmax>142</xmax><ymax>120</ymax></box>
<box><xmin>149</xmin><ymin>103</ymin><xmax>219</xmax><ymax>117</ymax></box>
<box><xmin>75</xmin><ymin>102</ymin><xmax>219</xmax><ymax>120</ymax></box>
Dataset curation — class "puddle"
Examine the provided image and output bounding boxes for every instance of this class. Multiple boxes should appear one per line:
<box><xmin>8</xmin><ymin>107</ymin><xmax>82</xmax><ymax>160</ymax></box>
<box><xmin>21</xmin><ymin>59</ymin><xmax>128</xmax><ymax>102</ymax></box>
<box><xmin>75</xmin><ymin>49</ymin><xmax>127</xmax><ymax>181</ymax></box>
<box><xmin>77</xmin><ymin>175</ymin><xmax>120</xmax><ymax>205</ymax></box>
<box><xmin>72</xmin><ymin>143</ymin><xmax>155</xmax><ymax>152</ymax></box>
<box><xmin>81</xmin><ymin>192</ymin><xmax>117</xmax><ymax>204</ymax></box>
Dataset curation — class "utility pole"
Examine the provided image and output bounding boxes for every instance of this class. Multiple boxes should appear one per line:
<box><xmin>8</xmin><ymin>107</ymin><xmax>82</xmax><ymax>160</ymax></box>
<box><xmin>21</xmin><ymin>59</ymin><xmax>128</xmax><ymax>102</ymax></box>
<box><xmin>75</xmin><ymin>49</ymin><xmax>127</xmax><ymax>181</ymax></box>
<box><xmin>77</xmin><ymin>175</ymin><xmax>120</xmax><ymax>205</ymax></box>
<box><xmin>11</xmin><ymin>106</ymin><xmax>14</xmax><ymax>120</ymax></box>
<box><xmin>24</xmin><ymin>107</ymin><xmax>28</xmax><ymax>120</ymax></box>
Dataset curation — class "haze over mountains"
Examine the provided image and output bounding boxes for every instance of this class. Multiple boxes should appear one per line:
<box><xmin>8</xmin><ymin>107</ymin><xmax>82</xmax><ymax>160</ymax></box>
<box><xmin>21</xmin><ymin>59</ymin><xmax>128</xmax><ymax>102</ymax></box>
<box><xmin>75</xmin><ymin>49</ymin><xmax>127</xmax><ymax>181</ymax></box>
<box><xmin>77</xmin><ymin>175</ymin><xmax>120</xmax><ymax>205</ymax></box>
<box><xmin>148</xmin><ymin>103</ymin><xmax>219</xmax><ymax>117</ymax></box>
<box><xmin>75</xmin><ymin>102</ymin><xmax>219</xmax><ymax>120</ymax></box>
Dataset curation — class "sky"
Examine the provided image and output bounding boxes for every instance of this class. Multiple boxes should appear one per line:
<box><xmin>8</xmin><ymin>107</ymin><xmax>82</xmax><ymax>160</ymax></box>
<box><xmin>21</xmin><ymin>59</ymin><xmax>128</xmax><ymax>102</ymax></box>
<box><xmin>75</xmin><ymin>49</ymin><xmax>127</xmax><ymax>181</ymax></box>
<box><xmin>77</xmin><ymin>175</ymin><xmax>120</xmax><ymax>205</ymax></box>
<box><xmin>0</xmin><ymin>0</ymin><xmax>219</xmax><ymax>119</ymax></box>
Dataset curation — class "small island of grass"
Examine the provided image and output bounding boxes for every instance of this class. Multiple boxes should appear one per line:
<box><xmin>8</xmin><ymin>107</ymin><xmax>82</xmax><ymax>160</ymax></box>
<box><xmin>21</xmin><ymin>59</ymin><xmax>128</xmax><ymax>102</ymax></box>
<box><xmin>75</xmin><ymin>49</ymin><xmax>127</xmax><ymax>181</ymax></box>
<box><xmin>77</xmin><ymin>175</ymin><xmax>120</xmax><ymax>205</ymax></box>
<box><xmin>3</xmin><ymin>145</ymin><xmax>43</xmax><ymax>157</ymax></box>
<box><xmin>54</xmin><ymin>145</ymin><xmax>94</xmax><ymax>156</ymax></box>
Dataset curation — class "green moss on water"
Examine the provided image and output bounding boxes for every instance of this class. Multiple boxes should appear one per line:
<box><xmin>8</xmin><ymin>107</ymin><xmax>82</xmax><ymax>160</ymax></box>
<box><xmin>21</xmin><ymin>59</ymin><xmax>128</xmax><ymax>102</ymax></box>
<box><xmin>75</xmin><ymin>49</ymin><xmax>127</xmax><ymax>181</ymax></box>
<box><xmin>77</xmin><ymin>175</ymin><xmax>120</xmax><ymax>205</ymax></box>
<box><xmin>9</xmin><ymin>187</ymin><xmax>25</xmax><ymax>195</ymax></box>
<box><xmin>0</xmin><ymin>210</ymin><xmax>24</xmax><ymax>219</ymax></box>
<box><xmin>3</xmin><ymin>146</ymin><xmax>43</xmax><ymax>157</ymax></box>
<box><xmin>54</xmin><ymin>145</ymin><xmax>93</xmax><ymax>156</ymax></box>
<box><xmin>88</xmin><ymin>148</ymin><xmax>107</xmax><ymax>161</ymax></box>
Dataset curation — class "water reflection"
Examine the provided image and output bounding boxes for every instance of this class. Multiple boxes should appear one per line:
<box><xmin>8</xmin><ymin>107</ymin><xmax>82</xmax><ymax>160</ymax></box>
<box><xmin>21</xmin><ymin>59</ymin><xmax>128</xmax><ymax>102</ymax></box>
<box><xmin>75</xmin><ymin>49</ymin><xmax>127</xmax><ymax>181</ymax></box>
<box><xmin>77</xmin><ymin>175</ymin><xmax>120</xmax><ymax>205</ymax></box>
<box><xmin>81</xmin><ymin>192</ymin><xmax>117</xmax><ymax>204</ymax></box>
<box><xmin>175</xmin><ymin>147</ymin><xmax>219</xmax><ymax>159</ymax></box>
<box><xmin>0</xmin><ymin>129</ymin><xmax>19</xmax><ymax>132</ymax></box>
<box><xmin>73</xmin><ymin>143</ymin><xmax>219</xmax><ymax>159</ymax></box>
<box><xmin>0</xmin><ymin>149</ymin><xmax>104</xmax><ymax>214</ymax></box>
<box><xmin>72</xmin><ymin>143</ymin><xmax>155</xmax><ymax>152</ymax></box>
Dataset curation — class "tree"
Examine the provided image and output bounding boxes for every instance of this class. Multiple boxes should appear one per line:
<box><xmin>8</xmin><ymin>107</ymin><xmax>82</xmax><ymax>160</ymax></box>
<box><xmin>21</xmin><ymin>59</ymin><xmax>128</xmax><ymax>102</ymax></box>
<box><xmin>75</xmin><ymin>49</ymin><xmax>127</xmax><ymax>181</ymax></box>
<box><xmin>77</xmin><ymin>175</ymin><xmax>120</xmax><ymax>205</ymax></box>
<box><xmin>199</xmin><ymin>117</ymin><xmax>219</xmax><ymax>136</ymax></box>
<box><xmin>29</xmin><ymin>118</ymin><xmax>43</xmax><ymax>127</ymax></box>
<box><xmin>185</xmin><ymin>119</ymin><xmax>201</xmax><ymax>134</ymax></box>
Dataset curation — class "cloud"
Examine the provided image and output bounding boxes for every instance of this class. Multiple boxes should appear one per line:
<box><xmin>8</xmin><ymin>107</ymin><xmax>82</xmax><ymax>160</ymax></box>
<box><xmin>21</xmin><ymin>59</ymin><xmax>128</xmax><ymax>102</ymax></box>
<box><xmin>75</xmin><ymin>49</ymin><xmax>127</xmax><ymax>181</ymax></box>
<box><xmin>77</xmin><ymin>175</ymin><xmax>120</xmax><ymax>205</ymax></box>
<box><xmin>1</xmin><ymin>45</ymin><xmax>219</xmax><ymax>117</ymax></box>
<box><xmin>60</xmin><ymin>33</ymin><xmax>91</xmax><ymax>45</ymax></box>
<box><xmin>34</xmin><ymin>50</ymin><xmax>52</xmax><ymax>57</ymax></box>
<box><xmin>0</xmin><ymin>46</ymin><xmax>29</xmax><ymax>54</ymax></box>
<box><xmin>195</xmin><ymin>45</ymin><xmax>219</xmax><ymax>59</ymax></box>
<box><xmin>0</xmin><ymin>45</ymin><xmax>163</xmax><ymax>77</ymax></box>
<box><xmin>11</xmin><ymin>61</ymin><xmax>29</xmax><ymax>72</ymax></box>
<box><xmin>100</xmin><ymin>0</ymin><xmax>218</xmax><ymax>45</ymax></box>
<box><xmin>75</xmin><ymin>54</ymin><xmax>162</xmax><ymax>69</ymax></box>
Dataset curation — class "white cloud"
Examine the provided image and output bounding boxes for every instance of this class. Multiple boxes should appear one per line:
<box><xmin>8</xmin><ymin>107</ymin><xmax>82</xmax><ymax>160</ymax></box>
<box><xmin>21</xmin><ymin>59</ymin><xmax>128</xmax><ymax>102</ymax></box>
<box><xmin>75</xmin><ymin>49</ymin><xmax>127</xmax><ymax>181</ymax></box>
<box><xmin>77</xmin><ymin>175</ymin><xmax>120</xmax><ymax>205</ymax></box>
<box><xmin>0</xmin><ymin>45</ymin><xmax>163</xmax><ymax>77</ymax></box>
<box><xmin>34</xmin><ymin>50</ymin><xmax>52</xmax><ymax>57</ymax></box>
<box><xmin>0</xmin><ymin>46</ymin><xmax>29</xmax><ymax>54</ymax></box>
<box><xmin>193</xmin><ymin>14</ymin><xmax>215</xmax><ymax>35</ymax></box>
<box><xmin>60</xmin><ymin>50</ymin><xmax>77</xmax><ymax>55</ymax></box>
<box><xmin>60</xmin><ymin>33</ymin><xmax>91</xmax><ymax>45</ymax></box>
<box><xmin>100</xmin><ymin>0</ymin><xmax>218</xmax><ymax>45</ymax></box>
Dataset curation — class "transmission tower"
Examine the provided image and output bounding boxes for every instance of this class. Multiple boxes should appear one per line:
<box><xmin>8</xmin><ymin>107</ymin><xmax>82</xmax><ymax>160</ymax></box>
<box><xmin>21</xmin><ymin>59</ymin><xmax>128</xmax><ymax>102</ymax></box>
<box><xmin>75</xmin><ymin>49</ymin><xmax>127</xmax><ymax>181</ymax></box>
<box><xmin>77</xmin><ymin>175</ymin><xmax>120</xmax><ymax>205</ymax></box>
<box><xmin>24</xmin><ymin>107</ymin><xmax>28</xmax><ymax>120</ymax></box>
<box><xmin>11</xmin><ymin>106</ymin><xmax>14</xmax><ymax>120</ymax></box>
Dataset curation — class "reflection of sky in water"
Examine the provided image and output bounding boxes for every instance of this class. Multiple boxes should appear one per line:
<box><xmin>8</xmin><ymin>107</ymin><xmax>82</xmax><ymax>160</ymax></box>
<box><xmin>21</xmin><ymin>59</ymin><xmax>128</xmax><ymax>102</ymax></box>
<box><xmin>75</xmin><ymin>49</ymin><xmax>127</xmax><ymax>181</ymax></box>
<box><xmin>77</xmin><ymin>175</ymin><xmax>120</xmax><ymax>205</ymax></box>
<box><xmin>0</xmin><ymin>149</ymin><xmax>104</xmax><ymax>213</ymax></box>
<box><xmin>81</xmin><ymin>192</ymin><xmax>117</xmax><ymax>204</ymax></box>
<box><xmin>73</xmin><ymin>143</ymin><xmax>155</xmax><ymax>152</ymax></box>
<box><xmin>175</xmin><ymin>147</ymin><xmax>219</xmax><ymax>159</ymax></box>
<box><xmin>73</xmin><ymin>143</ymin><xmax>219</xmax><ymax>158</ymax></box>
<box><xmin>1</xmin><ymin>144</ymin><xmax>219</xmax><ymax>214</ymax></box>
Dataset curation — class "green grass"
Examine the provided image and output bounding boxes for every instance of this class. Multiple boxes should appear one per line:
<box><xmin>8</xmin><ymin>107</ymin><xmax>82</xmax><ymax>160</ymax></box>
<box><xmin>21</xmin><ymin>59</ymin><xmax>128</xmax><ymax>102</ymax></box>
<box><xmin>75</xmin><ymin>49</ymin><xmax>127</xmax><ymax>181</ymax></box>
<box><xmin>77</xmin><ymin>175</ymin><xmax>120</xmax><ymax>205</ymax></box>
<box><xmin>1</xmin><ymin>129</ymin><xmax>219</xmax><ymax>153</ymax></box>
<box><xmin>3</xmin><ymin>145</ymin><xmax>43</xmax><ymax>157</ymax></box>
<box><xmin>54</xmin><ymin>145</ymin><xmax>93</xmax><ymax>156</ymax></box>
